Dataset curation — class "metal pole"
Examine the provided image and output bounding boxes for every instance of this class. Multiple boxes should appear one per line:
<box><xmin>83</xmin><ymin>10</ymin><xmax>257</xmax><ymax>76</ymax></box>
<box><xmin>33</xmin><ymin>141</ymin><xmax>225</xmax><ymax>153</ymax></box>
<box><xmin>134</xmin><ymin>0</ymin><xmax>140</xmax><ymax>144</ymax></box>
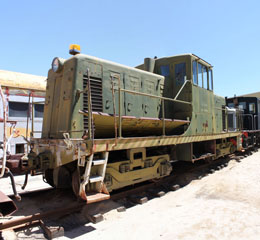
<box><xmin>225</xmin><ymin>107</ymin><xmax>227</xmax><ymax>132</ymax></box>
<box><xmin>0</xmin><ymin>85</ymin><xmax>7</xmax><ymax>178</ymax></box>
<box><xmin>31</xmin><ymin>93</ymin><xmax>34</xmax><ymax>138</ymax></box>
<box><xmin>26</xmin><ymin>92</ymin><xmax>31</xmax><ymax>153</ymax></box>
<box><xmin>110</xmin><ymin>76</ymin><xmax>117</xmax><ymax>142</ymax></box>
<box><xmin>117</xmin><ymin>88</ymin><xmax>191</xmax><ymax>105</ymax></box>
<box><xmin>254</xmin><ymin>115</ymin><xmax>258</xmax><ymax>130</ymax></box>
<box><xmin>242</xmin><ymin>114</ymin><xmax>254</xmax><ymax>130</ymax></box>
<box><xmin>118</xmin><ymin>75</ymin><xmax>122</xmax><ymax>138</ymax></box>
<box><xmin>87</xmin><ymin>69</ymin><xmax>93</xmax><ymax>140</ymax></box>
<box><xmin>162</xmin><ymin>99</ymin><xmax>165</xmax><ymax>136</ymax></box>
<box><xmin>174</xmin><ymin>80</ymin><xmax>189</xmax><ymax>100</ymax></box>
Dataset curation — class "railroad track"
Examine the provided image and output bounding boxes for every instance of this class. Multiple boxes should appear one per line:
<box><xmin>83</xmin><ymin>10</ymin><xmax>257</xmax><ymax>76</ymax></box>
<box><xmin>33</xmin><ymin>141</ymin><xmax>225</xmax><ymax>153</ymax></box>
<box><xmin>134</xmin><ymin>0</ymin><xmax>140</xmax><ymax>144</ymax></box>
<box><xmin>0</xmin><ymin>148</ymin><xmax>256</xmax><ymax>239</ymax></box>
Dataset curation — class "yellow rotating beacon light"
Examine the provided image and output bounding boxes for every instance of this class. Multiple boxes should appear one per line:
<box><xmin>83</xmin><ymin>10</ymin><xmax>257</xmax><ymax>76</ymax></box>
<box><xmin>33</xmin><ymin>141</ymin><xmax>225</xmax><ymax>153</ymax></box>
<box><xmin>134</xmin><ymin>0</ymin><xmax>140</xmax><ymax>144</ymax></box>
<box><xmin>69</xmin><ymin>44</ymin><xmax>81</xmax><ymax>55</ymax></box>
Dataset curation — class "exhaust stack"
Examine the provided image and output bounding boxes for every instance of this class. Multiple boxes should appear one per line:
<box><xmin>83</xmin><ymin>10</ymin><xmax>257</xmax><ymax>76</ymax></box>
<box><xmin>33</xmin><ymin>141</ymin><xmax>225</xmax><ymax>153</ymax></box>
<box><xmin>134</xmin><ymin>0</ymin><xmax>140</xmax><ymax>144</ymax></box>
<box><xmin>144</xmin><ymin>58</ymin><xmax>155</xmax><ymax>73</ymax></box>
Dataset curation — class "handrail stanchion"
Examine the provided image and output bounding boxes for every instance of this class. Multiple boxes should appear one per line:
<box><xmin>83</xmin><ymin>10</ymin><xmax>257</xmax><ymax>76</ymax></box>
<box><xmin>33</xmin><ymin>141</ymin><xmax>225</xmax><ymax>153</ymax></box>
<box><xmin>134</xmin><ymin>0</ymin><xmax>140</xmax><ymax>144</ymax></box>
<box><xmin>87</xmin><ymin>69</ymin><xmax>93</xmax><ymax>141</ymax></box>
<box><xmin>26</xmin><ymin>92</ymin><xmax>31</xmax><ymax>153</ymax></box>
<box><xmin>254</xmin><ymin>115</ymin><xmax>258</xmax><ymax>130</ymax></box>
<box><xmin>162</xmin><ymin>99</ymin><xmax>165</xmax><ymax>136</ymax></box>
<box><xmin>242</xmin><ymin>114</ymin><xmax>254</xmax><ymax>130</ymax></box>
<box><xmin>118</xmin><ymin>76</ymin><xmax>122</xmax><ymax>138</ymax></box>
<box><xmin>225</xmin><ymin>107</ymin><xmax>228</xmax><ymax>132</ymax></box>
<box><xmin>111</xmin><ymin>86</ymin><xmax>192</xmax><ymax>137</ymax></box>
<box><xmin>31</xmin><ymin>94</ymin><xmax>34</xmax><ymax>138</ymax></box>
<box><xmin>111</xmin><ymin>76</ymin><xmax>117</xmax><ymax>144</ymax></box>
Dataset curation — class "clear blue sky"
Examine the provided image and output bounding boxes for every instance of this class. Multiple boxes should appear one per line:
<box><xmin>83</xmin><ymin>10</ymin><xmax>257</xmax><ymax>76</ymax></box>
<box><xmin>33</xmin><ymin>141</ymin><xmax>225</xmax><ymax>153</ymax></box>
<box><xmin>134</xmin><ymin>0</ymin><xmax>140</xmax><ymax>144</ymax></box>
<box><xmin>0</xmin><ymin>0</ymin><xmax>259</xmax><ymax>97</ymax></box>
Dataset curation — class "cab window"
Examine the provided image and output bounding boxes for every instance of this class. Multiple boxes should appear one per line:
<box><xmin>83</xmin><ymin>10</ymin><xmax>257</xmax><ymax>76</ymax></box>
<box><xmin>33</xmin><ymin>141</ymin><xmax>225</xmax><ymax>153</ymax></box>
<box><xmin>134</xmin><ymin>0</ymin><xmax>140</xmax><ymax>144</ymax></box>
<box><xmin>175</xmin><ymin>63</ymin><xmax>186</xmax><ymax>86</ymax></box>
<box><xmin>208</xmin><ymin>69</ymin><xmax>213</xmax><ymax>90</ymax></box>
<box><xmin>202</xmin><ymin>66</ymin><xmax>207</xmax><ymax>88</ymax></box>
<box><xmin>238</xmin><ymin>102</ymin><xmax>246</xmax><ymax>110</ymax></box>
<box><xmin>160</xmin><ymin>65</ymin><xmax>170</xmax><ymax>77</ymax></box>
<box><xmin>192</xmin><ymin>61</ymin><xmax>198</xmax><ymax>85</ymax></box>
<box><xmin>198</xmin><ymin>63</ymin><xmax>203</xmax><ymax>87</ymax></box>
<box><xmin>249</xmin><ymin>103</ymin><xmax>255</xmax><ymax>113</ymax></box>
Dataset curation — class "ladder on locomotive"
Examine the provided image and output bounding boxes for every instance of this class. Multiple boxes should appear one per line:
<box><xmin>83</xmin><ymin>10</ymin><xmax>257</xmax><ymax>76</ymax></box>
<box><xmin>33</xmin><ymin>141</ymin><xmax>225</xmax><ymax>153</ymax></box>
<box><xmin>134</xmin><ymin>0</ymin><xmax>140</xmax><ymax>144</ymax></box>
<box><xmin>79</xmin><ymin>69</ymin><xmax>110</xmax><ymax>203</ymax></box>
<box><xmin>79</xmin><ymin>151</ymin><xmax>110</xmax><ymax>203</ymax></box>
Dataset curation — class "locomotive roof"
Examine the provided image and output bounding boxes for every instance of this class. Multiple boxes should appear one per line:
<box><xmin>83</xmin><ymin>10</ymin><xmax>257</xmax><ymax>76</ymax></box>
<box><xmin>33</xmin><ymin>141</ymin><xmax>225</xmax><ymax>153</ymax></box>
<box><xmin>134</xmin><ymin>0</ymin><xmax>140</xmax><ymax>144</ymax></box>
<box><xmin>156</xmin><ymin>53</ymin><xmax>213</xmax><ymax>68</ymax></box>
<box><xmin>237</xmin><ymin>91</ymin><xmax>260</xmax><ymax>99</ymax></box>
<box><xmin>227</xmin><ymin>95</ymin><xmax>260</xmax><ymax>101</ymax></box>
<box><xmin>72</xmin><ymin>54</ymin><xmax>165</xmax><ymax>79</ymax></box>
<box><xmin>0</xmin><ymin>70</ymin><xmax>46</xmax><ymax>92</ymax></box>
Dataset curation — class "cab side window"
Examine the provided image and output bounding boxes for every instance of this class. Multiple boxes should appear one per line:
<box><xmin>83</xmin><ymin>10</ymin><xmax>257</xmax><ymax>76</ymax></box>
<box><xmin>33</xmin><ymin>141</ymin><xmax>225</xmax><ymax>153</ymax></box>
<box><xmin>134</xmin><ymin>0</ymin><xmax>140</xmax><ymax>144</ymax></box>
<box><xmin>249</xmin><ymin>103</ymin><xmax>255</xmax><ymax>114</ymax></box>
<box><xmin>198</xmin><ymin>63</ymin><xmax>203</xmax><ymax>88</ymax></box>
<box><xmin>208</xmin><ymin>69</ymin><xmax>213</xmax><ymax>90</ymax></box>
<box><xmin>160</xmin><ymin>65</ymin><xmax>170</xmax><ymax>77</ymax></box>
<box><xmin>202</xmin><ymin>66</ymin><xmax>207</xmax><ymax>89</ymax></box>
<box><xmin>194</xmin><ymin>62</ymin><xmax>213</xmax><ymax>91</ymax></box>
<box><xmin>175</xmin><ymin>63</ymin><xmax>186</xmax><ymax>86</ymax></box>
<box><xmin>192</xmin><ymin>61</ymin><xmax>198</xmax><ymax>85</ymax></box>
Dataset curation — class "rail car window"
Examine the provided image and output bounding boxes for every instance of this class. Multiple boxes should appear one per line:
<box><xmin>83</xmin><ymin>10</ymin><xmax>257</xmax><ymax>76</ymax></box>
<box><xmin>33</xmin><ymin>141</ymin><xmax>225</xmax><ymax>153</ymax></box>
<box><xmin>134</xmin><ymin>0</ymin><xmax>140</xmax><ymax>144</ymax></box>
<box><xmin>16</xmin><ymin>144</ymin><xmax>25</xmax><ymax>154</ymax></box>
<box><xmin>175</xmin><ymin>63</ymin><xmax>186</xmax><ymax>86</ymax></box>
<box><xmin>9</xmin><ymin>102</ymin><xmax>29</xmax><ymax>117</ymax></box>
<box><xmin>34</xmin><ymin>104</ymin><xmax>44</xmax><ymax>118</ymax></box>
<box><xmin>238</xmin><ymin>102</ymin><xmax>246</xmax><ymax>110</ymax></box>
<box><xmin>192</xmin><ymin>61</ymin><xmax>198</xmax><ymax>85</ymax></box>
<box><xmin>198</xmin><ymin>63</ymin><xmax>203</xmax><ymax>87</ymax></box>
<box><xmin>209</xmin><ymin>69</ymin><xmax>213</xmax><ymax>90</ymax></box>
<box><xmin>160</xmin><ymin>65</ymin><xmax>170</xmax><ymax>77</ymax></box>
<box><xmin>228</xmin><ymin>103</ymin><xmax>234</xmax><ymax>108</ymax></box>
<box><xmin>249</xmin><ymin>103</ymin><xmax>255</xmax><ymax>113</ymax></box>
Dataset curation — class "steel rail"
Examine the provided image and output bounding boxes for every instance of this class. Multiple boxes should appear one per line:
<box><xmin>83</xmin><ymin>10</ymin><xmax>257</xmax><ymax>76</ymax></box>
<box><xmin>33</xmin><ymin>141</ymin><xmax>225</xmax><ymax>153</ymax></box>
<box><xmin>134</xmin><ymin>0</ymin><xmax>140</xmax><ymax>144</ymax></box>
<box><xmin>0</xmin><ymin>202</ymin><xmax>85</xmax><ymax>231</ymax></box>
<box><xmin>0</xmin><ymin>148</ymin><xmax>254</xmax><ymax>232</ymax></box>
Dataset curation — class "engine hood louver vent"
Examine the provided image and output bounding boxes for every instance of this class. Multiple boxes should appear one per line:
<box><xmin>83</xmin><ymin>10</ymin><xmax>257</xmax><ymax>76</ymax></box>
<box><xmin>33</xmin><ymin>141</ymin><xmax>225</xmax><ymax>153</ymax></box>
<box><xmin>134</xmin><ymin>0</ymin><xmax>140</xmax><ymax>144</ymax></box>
<box><xmin>83</xmin><ymin>75</ymin><xmax>103</xmax><ymax>130</ymax></box>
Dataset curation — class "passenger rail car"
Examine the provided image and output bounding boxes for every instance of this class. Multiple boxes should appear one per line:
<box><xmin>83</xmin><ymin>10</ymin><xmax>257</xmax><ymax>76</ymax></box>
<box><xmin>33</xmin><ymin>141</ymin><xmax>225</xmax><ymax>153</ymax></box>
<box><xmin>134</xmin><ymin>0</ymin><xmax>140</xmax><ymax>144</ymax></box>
<box><xmin>226</xmin><ymin>96</ymin><xmax>260</xmax><ymax>148</ymax></box>
<box><xmin>0</xmin><ymin>70</ymin><xmax>46</xmax><ymax>174</ymax></box>
<box><xmin>26</xmin><ymin>46</ymin><xmax>242</xmax><ymax>203</ymax></box>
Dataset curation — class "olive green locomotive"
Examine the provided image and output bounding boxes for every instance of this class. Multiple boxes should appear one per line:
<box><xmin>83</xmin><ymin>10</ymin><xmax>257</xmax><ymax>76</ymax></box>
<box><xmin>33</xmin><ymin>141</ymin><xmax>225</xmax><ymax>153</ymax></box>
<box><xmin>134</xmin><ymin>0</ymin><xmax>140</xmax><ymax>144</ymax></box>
<box><xmin>28</xmin><ymin>47</ymin><xmax>242</xmax><ymax>202</ymax></box>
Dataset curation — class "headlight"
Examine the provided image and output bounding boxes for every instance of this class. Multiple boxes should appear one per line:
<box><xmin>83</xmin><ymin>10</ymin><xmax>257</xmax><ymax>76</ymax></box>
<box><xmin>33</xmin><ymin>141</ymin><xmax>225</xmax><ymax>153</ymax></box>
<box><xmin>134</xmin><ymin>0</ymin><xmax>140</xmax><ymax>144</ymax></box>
<box><xmin>51</xmin><ymin>57</ymin><xmax>64</xmax><ymax>73</ymax></box>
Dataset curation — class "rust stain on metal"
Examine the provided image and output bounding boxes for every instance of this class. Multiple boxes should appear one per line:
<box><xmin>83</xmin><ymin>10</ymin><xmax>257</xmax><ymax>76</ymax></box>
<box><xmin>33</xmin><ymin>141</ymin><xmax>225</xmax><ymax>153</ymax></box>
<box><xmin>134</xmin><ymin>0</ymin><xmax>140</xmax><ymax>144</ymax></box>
<box><xmin>0</xmin><ymin>191</ymin><xmax>17</xmax><ymax>216</ymax></box>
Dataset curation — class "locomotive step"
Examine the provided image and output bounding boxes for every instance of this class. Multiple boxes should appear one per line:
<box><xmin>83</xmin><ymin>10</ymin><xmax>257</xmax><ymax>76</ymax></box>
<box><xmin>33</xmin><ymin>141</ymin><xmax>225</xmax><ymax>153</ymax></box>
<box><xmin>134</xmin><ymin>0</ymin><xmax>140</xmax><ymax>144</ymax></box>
<box><xmin>86</xmin><ymin>192</ymin><xmax>110</xmax><ymax>204</ymax></box>
<box><xmin>92</xmin><ymin>159</ymin><xmax>106</xmax><ymax>165</ymax></box>
<box><xmin>89</xmin><ymin>176</ymin><xmax>103</xmax><ymax>183</ymax></box>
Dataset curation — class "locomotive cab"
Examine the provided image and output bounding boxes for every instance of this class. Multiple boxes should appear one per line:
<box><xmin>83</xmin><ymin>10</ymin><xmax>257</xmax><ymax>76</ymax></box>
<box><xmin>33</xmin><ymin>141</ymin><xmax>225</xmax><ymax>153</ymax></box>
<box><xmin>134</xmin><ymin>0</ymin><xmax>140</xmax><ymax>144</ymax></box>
<box><xmin>137</xmin><ymin>54</ymin><xmax>225</xmax><ymax>136</ymax></box>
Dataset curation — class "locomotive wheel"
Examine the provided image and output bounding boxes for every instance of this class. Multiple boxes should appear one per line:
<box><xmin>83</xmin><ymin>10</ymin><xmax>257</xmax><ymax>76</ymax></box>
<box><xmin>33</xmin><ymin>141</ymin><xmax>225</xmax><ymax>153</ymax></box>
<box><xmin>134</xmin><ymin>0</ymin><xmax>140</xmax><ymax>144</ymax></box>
<box><xmin>43</xmin><ymin>169</ymin><xmax>55</xmax><ymax>188</ymax></box>
<box><xmin>72</xmin><ymin>169</ymin><xmax>80</xmax><ymax>197</ymax></box>
<box><xmin>230</xmin><ymin>144</ymin><xmax>236</xmax><ymax>154</ymax></box>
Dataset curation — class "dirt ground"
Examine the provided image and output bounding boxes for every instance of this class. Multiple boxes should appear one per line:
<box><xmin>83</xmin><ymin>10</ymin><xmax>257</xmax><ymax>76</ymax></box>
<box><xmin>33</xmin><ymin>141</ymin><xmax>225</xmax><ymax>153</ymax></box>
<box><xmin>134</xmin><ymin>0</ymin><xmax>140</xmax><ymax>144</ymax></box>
<box><xmin>2</xmin><ymin>150</ymin><xmax>260</xmax><ymax>240</ymax></box>
<box><xmin>0</xmin><ymin>174</ymin><xmax>51</xmax><ymax>196</ymax></box>
<box><xmin>65</xmin><ymin>150</ymin><xmax>260</xmax><ymax>240</ymax></box>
